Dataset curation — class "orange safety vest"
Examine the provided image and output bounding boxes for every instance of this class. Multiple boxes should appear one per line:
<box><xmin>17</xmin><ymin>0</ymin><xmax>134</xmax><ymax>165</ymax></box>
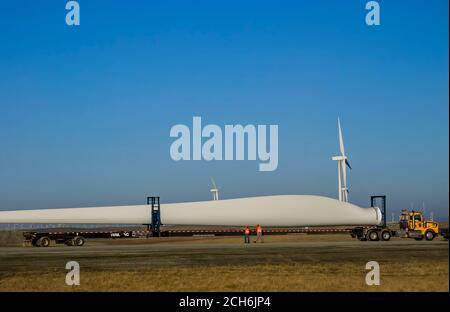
<box><xmin>257</xmin><ymin>227</ymin><xmax>262</xmax><ymax>234</ymax></box>
<box><xmin>244</xmin><ymin>228</ymin><xmax>251</xmax><ymax>235</ymax></box>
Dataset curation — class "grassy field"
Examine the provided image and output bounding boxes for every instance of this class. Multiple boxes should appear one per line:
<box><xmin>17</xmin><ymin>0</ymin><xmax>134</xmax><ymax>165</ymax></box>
<box><xmin>0</xmin><ymin>233</ymin><xmax>448</xmax><ymax>292</ymax></box>
<box><xmin>0</xmin><ymin>230</ymin><xmax>23</xmax><ymax>247</ymax></box>
<box><xmin>2</xmin><ymin>262</ymin><xmax>447</xmax><ymax>292</ymax></box>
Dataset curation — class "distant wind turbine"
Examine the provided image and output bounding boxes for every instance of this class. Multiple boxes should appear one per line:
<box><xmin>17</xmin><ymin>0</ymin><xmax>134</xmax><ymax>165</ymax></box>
<box><xmin>210</xmin><ymin>178</ymin><xmax>219</xmax><ymax>201</ymax></box>
<box><xmin>332</xmin><ymin>118</ymin><xmax>352</xmax><ymax>202</ymax></box>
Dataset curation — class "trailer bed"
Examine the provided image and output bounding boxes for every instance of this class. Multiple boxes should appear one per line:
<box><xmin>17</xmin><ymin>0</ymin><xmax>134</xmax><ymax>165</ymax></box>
<box><xmin>23</xmin><ymin>227</ymin><xmax>353</xmax><ymax>247</ymax></box>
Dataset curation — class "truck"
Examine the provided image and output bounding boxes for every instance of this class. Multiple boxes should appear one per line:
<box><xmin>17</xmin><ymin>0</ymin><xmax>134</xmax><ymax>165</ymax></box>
<box><xmin>350</xmin><ymin>196</ymin><xmax>441</xmax><ymax>242</ymax></box>
<box><xmin>396</xmin><ymin>210</ymin><xmax>440</xmax><ymax>241</ymax></box>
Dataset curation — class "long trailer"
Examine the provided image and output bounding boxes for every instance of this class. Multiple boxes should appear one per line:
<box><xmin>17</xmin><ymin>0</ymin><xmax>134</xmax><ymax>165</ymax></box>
<box><xmin>23</xmin><ymin>230</ymin><xmax>136</xmax><ymax>247</ymax></box>
<box><xmin>21</xmin><ymin>195</ymin><xmax>444</xmax><ymax>247</ymax></box>
<box><xmin>23</xmin><ymin>227</ymin><xmax>352</xmax><ymax>247</ymax></box>
<box><xmin>20</xmin><ymin>196</ymin><xmax>353</xmax><ymax>247</ymax></box>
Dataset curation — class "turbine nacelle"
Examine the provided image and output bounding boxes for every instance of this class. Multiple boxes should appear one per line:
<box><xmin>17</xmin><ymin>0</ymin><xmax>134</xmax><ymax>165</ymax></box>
<box><xmin>331</xmin><ymin>155</ymin><xmax>347</xmax><ymax>161</ymax></box>
<box><xmin>210</xmin><ymin>178</ymin><xmax>220</xmax><ymax>201</ymax></box>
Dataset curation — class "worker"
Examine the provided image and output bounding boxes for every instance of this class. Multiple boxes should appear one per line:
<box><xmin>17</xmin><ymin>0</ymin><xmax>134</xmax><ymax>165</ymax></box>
<box><xmin>255</xmin><ymin>224</ymin><xmax>264</xmax><ymax>243</ymax></box>
<box><xmin>243</xmin><ymin>225</ymin><xmax>251</xmax><ymax>244</ymax></box>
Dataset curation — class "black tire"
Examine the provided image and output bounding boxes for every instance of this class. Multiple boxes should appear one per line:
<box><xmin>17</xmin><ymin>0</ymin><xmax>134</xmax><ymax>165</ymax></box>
<box><xmin>425</xmin><ymin>231</ymin><xmax>435</xmax><ymax>241</ymax></box>
<box><xmin>381</xmin><ymin>230</ymin><xmax>391</xmax><ymax>241</ymax></box>
<box><xmin>38</xmin><ymin>237</ymin><xmax>51</xmax><ymax>247</ymax></box>
<box><xmin>358</xmin><ymin>236</ymin><xmax>367</xmax><ymax>241</ymax></box>
<box><xmin>73</xmin><ymin>236</ymin><xmax>85</xmax><ymax>247</ymax></box>
<box><xmin>368</xmin><ymin>230</ymin><xmax>379</xmax><ymax>241</ymax></box>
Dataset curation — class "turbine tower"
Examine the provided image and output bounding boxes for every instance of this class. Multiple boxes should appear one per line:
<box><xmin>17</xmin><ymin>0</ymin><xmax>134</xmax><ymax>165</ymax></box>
<box><xmin>210</xmin><ymin>177</ymin><xmax>219</xmax><ymax>201</ymax></box>
<box><xmin>332</xmin><ymin>118</ymin><xmax>352</xmax><ymax>202</ymax></box>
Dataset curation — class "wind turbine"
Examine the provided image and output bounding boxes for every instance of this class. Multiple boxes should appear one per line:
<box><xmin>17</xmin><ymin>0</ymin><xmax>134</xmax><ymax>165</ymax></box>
<box><xmin>332</xmin><ymin>118</ymin><xmax>352</xmax><ymax>202</ymax></box>
<box><xmin>210</xmin><ymin>177</ymin><xmax>219</xmax><ymax>201</ymax></box>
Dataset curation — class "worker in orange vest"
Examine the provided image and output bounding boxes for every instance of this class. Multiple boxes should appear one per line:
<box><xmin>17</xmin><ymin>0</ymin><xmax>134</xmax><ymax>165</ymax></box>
<box><xmin>255</xmin><ymin>224</ymin><xmax>264</xmax><ymax>243</ymax></box>
<box><xmin>243</xmin><ymin>225</ymin><xmax>251</xmax><ymax>244</ymax></box>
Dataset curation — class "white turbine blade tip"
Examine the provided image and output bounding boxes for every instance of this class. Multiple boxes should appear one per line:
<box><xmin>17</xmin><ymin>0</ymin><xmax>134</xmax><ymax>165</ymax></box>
<box><xmin>338</xmin><ymin>119</ymin><xmax>345</xmax><ymax>156</ymax></box>
<box><xmin>210</xmin><ymin>177</ymin><xmax>217</xmax><ymax>189</ymax></box>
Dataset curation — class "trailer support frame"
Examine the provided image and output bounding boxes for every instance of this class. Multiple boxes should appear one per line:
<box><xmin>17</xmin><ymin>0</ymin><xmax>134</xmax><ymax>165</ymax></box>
<box><xmin>146</xmin><ymin>196</ymin><xmax>161</xmax><ymax>237</ymax></box>
<box><xmin>370</xmin><ymin>195</ymin><xmax>386</xmax><ymax>228</ymax></box>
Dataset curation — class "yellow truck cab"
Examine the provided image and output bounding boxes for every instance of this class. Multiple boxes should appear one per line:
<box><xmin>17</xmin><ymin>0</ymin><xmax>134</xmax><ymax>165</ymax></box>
<box><xmin>398</xmin><ymin>210</ymin><xmax>439</xmax><ymax>241</ymax></box>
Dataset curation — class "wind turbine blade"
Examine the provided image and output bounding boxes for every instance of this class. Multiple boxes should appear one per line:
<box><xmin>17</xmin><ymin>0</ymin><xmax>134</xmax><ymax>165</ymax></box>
<box><xmin>345</xmin><ymin>159</ymin><xmax>352</xmax><ymax>170</ymax></box>
<box><xmin>210</xmin><ymin>177</ymin><xmax>217</xmax><ymax>189</ymax></box>
<box><xmin>338</xmin><ymin>118</ymin><xmax>345</xmax><ymax>156</ymax></box>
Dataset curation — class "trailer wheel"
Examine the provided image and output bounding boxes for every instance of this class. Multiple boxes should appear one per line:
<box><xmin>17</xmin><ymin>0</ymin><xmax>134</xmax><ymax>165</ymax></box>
<box><xmin>381</xmin><ymin>230</ymin><xmax>391</xmax><ymax>241</ymax></box>
<box><xmin>38</xmin><ymin>237</ymin><xmax>51</xmax><ymax>247</ymax></box>
<box><xmin>73</xmin><ymin>236</ymin><xmax>85</xmax><ymax>247</ymax></box>
<box><xmin>425</xmin><ymin>231</ymin><xmax>435</xmax><ymax>241</ymax></box>
<box><xmin>368</xmin><ymin>230</ymin><xmax>379</xmax><ymax>241</ymax></box>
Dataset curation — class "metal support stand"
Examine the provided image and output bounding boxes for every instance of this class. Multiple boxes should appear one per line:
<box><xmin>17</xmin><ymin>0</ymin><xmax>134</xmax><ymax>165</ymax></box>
<box><xmin>371</xmin><ymin>195</ymin><xmax>386</xmax><ymax>227</ymax></box>
<box><xmin>146</xmin><ymin>196</ymin><xmax>161</xmax><ymax>237</ymax></box>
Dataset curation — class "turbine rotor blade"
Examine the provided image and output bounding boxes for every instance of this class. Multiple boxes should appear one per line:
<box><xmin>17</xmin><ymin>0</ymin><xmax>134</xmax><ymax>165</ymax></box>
<box><xmin>210</xmin><ymin>177</ymin><xmax>217</xmax><ymax>190</ymax></box>
<box><xmin>338</xmin><ymin>118</ymin><xmax>345</xmax><ymax>156</ymax></box>
<box><xmin>345</xmin><ymin>159</ymin><xmax>352</xmax><ymax>170</ymax></box>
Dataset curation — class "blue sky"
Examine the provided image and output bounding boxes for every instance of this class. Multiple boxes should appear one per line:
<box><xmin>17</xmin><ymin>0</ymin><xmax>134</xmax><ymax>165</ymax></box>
<box><xmin>0</xmin><ymin>1</ymin><xmax>448</xmax><ymax>219</ymax></box>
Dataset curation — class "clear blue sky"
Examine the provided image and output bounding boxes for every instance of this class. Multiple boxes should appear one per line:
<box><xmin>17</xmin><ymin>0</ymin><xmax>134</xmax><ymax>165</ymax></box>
<box><xmin>0</xmin><ymin>1</ymin><xmax>448</xmax><ymax>219</ymax></box>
